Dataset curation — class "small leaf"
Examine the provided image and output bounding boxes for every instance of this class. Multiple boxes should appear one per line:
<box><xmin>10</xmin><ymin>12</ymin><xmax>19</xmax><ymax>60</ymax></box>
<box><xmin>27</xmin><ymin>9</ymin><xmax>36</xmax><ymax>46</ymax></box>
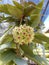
<box><xmin>20</xmin><ymin>44</ymin><xmax>48</xmax><ymax>65</ymax></box>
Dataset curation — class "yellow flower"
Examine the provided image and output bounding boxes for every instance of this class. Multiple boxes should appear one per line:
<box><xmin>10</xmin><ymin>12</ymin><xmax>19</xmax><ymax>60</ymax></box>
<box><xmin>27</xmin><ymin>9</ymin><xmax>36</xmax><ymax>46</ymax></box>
<box><xmin>12</xmin><ymin>24</ymin><xmax>34</xmax><ymax>45</ymax></box>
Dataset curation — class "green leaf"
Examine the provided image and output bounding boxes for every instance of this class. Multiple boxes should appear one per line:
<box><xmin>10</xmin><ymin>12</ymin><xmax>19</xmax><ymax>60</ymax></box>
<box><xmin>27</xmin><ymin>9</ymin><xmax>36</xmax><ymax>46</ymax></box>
<box><xmin>0</xmin><ymin>4</ymin><xmax>10</xmax><ymax>14</ymax></box>
<box><xmin>0</xmin><ymin>15</ymin><xmax>5</xmax><ymax>22</ymax></box>
<box><xmin>37</xmin><ymin>0</ymin><xmax>44</xmax><ymax>9</ymax></box>
<box><xmin>0</xmin><ymin>16</ymin><xmax>17</xmax><ymax>23</ymax></box>
<box><xmin>24</xmin><ymin>1</ymin><xmax>41</xmax><ymax>9</ymax></box>
<box><xmin>24</xmin><ymin>3</ymin><xmax>36</xmax><ymax>16</ymax></box>
<box><xmin>13</xmin><ymin>0</ymin><xmax>23</xmax><ymax>11</ymax></box>
<box><xmin>7</xmin><ymin>4</ymin><xmax>23</xmax><ymax>19</ymax></box>
<box><xmin>0</xmin><ymin>26</ymin><xmax>14</xmax><ymax>44</ymax></box>
<box><xmin>20</xmin><ymin>44</ymin><xmax>48</xmax><ymax>65</ymax></box>
<box><xmin>29</xmin><ymin>0</ymin><xmax>44</xmax><ymax>28</ymax></box>
<box><xmin>34</xmin><ymin>33</ymin><xmax>49</xmax><ymax>43</ymax></box>
<box><xmin>6</xmin><ymin>61</ymin><xmax>14</xmax><ymax>65</ymax></box>
<box><xmin>44</xmin><ymin>43</ymin><xmax>49</xmax><ymax>50</ymax></box>
<box><xmin>0</xmin><ymin>49</ymin><xmax>28</xmax><ymax>65</ymax></box>
<box><xmin>5</xmin><ymin>16</ymin><xmax>17</xmax><ymax>22</ymax></box>
<box><xmin>24</xmin><ymin>1</ymin><xmax>44</xmax><ymax>17</ymax></box>
<box><xmin>30</xmin><ymin>13</ymin><xmax>40</xmax><ymax>28</ymax></box>
<box><xmin>0</xmin><ymin>4</ymin><xmax>23</xmax><ymax>19</ymax></box>
<box><xmin>0</xmin><ymin>50</ymin><xmax>15</xmax><ymax>64</ymax></box>
<box><xmin>1</xmin><ymin>35</ymin><xmax>13</xmax><ymax>44</ymax></box>
<box><xmin>0</xmin><ymin>41</ymin><xmax>16</xmax><ymax>52</ymax></box>
<box><xmin>33</xmin><ymin>38</ymin><xmax>42</xmax><ymax>44</ymax></box>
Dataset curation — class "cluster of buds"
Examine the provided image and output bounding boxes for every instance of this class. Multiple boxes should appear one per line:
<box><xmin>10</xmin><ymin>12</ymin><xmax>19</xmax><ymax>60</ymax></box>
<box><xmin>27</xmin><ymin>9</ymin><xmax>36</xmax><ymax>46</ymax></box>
<box><xmin>12</xmin><ymin>24</ymin><xmax>34</xmax><ymax>45</ymax></box>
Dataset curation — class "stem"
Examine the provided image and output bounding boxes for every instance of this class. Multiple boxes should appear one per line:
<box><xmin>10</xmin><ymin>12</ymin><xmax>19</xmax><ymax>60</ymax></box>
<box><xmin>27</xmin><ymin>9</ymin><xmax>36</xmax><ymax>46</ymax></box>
<box><xmin>16</xmin><ymin>43</ymin><xmax>21</xmax><ymax>57</ymax></box>
<box><xmin>20</xmin><ymin>18</ymin><xmax>22</xmax><ymax>25</ymax></box>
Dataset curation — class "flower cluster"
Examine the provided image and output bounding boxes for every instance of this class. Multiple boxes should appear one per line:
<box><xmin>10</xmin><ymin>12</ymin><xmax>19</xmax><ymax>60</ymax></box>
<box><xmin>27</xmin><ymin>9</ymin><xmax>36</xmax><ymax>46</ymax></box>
<box><xmin>12</xmin><ymin>24</ymin><xmax>34</xmax><ymax>45</ymax></box>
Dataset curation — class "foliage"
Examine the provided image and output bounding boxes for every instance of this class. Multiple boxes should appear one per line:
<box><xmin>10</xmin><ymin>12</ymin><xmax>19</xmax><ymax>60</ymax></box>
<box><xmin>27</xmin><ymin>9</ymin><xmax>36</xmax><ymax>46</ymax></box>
<box><xmin>0</xmin><ymin>0</ymin><xmax>49</xmax><ymax>65</ymax></box>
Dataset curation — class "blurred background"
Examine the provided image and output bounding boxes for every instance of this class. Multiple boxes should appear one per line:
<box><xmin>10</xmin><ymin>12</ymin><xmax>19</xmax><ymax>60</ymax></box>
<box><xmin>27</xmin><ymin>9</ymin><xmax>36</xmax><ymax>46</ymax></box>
<box><xmin>0</xmin><ymin>0</ymin><xmax>49</xmax><ymax>64</ymax></box>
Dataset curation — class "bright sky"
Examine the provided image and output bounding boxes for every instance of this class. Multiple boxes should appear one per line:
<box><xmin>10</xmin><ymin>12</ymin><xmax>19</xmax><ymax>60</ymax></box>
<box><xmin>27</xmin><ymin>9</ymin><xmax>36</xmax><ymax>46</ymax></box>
<box><xmin>42</xmin><ymin>15</ymin><xmax>49</xmax><ymax>32</ymax></box>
